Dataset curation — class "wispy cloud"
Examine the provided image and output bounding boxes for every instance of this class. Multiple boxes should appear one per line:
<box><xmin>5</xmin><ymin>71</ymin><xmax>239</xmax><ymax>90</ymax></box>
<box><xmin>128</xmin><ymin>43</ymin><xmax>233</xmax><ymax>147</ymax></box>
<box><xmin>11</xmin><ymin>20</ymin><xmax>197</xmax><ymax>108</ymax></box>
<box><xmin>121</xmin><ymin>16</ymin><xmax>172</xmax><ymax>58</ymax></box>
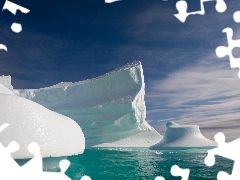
<box><xmin>146</xmin><ymin>28</ymin><xmax>240</xmax><ymax>132</ymax></box>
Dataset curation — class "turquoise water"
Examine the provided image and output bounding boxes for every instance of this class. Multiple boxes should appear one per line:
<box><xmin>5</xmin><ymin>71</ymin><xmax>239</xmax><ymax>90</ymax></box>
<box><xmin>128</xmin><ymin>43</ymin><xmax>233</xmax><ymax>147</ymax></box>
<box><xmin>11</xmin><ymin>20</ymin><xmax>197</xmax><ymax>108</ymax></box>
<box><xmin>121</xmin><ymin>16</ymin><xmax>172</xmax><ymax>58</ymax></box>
<box><xmin>55</xmin><ymin>148</ymin><xmax>232</xmax><ymax>180</ymax></box>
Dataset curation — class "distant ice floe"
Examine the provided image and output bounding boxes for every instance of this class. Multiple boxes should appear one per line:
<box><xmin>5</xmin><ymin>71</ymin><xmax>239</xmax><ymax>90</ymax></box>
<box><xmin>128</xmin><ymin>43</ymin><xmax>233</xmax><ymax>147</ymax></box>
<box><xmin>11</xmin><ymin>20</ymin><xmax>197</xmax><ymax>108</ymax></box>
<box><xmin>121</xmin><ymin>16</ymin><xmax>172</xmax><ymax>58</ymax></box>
<box><xmin>151</xmin><ymin>121</ymin><xmax>216</xmax><ymax>149</ymax></box>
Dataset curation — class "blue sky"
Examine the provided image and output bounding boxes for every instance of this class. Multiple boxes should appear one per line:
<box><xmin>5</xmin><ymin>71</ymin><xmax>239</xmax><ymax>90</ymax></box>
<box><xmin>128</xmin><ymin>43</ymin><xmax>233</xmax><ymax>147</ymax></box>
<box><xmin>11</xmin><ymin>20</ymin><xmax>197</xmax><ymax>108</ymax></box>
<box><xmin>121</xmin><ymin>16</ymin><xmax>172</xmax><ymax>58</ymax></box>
<box><xmin>1</xmin><ymin>0</ymin><xmax>240</xmax><ymax>131</ymax></box>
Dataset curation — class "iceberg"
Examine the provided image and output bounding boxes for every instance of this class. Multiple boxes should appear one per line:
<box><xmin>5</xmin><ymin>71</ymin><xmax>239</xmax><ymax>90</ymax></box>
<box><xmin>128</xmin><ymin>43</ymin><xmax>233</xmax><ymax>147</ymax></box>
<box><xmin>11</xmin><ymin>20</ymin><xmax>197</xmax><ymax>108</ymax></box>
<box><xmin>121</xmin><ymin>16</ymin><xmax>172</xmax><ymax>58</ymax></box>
<box><xmin>0</xmin><ymin>93</ymin><xmax>85</xmax><ymax>159</ymax></box>
<box><xmin>0</xmin><ymin>75</ymin><xmax>13</xmax><ymax>91</ymax></box>
<box><xmin>0</xmin><ymin>76</ymin><xmax>14</xmax><ymax>95</ymax></box>
<box><xmin>150</xmin><ymin>122</ymin><xmax>216</xmax><ymax>149</ymax></box>
<box><xmin>15</xmin><ymin>61</ymin><xmax>162</xmax><ymax>147</ymax></box>
<box><xmin>0</xmin><ymin>83</ymin><xmax>15</xmax><ymax>95</ymax></box>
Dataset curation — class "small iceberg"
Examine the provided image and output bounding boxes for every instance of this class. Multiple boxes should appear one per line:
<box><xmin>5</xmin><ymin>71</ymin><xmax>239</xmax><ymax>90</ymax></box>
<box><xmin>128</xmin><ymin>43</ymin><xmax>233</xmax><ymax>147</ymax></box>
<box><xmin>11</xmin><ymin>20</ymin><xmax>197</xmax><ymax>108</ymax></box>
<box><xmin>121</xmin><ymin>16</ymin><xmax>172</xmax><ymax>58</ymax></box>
<box><xmin>150</xmin><ymin>121</ymin><xmax>216</xmax><ymax>149</ymax></box>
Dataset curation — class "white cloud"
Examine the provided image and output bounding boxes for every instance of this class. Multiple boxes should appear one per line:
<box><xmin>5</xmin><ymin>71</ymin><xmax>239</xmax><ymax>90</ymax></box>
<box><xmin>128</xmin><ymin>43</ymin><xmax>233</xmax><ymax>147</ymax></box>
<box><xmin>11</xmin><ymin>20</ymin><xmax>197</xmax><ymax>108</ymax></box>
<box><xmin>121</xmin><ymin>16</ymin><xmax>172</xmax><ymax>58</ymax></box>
<box><xmin>146</xmin><ymin>34</ymin><xmax>240</xmax><ymax>131</ymax></box>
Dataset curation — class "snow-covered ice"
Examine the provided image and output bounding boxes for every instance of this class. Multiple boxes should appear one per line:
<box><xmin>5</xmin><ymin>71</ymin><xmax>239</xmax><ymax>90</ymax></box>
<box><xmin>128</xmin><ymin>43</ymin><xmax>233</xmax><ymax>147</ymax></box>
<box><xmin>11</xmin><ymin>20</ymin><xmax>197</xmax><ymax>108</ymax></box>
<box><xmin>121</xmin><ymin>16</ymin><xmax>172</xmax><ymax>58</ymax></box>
<box><xmin>151</xmin><ymin>121</ymin><xmax>216</xmax><ymax>149</ymax></box>
<box><xmin>0</xmin><ymin>76</ymin><xmax>14</xmax><ymax>95</ymax></box>
<box><xmin>0</xmin><ymin>75</ymin><xmax>13</xmax><ymax>90</ymax></box>
<box><xmin>15</xmin><ymin>61</ymin><xmax>162</xmax><ymax>147</ymax></box>
<box><xmin>0</xmin><ymin>83</ymin><xmax>15</xmax><ymax>95</ymax></box>
<box><xmin>0</xmin><ymin>93</ymin><xmax>85</xmax><ymax>159</ymax></box>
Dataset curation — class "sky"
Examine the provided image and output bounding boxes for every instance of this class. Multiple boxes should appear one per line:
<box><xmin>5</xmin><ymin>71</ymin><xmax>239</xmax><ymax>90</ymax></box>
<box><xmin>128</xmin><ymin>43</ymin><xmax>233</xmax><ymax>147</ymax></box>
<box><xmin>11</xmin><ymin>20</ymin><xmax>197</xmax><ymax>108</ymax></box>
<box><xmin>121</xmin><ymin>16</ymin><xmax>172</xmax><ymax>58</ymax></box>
<box><xmin>1</xmin><ymin>0</ymin><xmax>240</xmax><ymax>135</ymax></box>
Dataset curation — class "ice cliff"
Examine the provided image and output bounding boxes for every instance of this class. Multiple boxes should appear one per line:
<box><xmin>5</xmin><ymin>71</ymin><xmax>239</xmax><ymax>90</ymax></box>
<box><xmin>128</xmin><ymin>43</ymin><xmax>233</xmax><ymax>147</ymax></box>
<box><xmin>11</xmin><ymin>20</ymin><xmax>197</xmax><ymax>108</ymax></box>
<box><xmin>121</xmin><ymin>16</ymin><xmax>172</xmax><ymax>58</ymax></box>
<box><xmin>15</xmin><ymin>61</ymin><xmax>162</xmax><ymax>147</ymax></box>
<box><xmin>151</xmin><ymin>122</ymin><xmax>216</xmax><ymax>149</ymax></box>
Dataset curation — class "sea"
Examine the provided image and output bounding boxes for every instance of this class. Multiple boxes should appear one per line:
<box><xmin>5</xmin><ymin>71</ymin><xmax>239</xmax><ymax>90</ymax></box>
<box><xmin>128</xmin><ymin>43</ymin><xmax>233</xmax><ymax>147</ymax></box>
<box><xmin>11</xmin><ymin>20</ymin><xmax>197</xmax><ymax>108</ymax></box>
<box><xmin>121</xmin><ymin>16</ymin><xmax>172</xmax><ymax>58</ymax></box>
<box><xmin>47</xmin><ymin>148</ymin><xmax>233</xmax><ymax>180</ymax></box>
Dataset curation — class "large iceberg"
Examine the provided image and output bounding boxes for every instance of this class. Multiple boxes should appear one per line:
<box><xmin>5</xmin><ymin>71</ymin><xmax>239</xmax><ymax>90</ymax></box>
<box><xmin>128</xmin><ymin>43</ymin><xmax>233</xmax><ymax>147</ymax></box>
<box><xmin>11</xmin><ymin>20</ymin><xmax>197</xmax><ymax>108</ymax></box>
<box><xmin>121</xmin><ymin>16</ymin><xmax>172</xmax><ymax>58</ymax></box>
<box><xmin>0</xmin><ymin>84</ymin><xmax>85</xmax><ymax>159</ymax></box>
<box><xmin>151</xmin><ymin>122</ymin><xmax>216</xmax><ymax>149</ymax></box>
<box><xmin>15</xmin><ymin>61</ymin><xmax>162</xmax><ymax>147</ymax></box>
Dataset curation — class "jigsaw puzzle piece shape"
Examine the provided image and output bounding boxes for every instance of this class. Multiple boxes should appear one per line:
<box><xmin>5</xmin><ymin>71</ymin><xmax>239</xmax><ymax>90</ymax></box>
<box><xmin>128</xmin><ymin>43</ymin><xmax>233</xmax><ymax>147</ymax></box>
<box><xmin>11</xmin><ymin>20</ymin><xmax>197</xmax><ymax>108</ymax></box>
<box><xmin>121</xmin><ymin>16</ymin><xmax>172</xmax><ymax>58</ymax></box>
<box><xmin>217</xmin><ymin>171</ymin><xmax>233</xmax><ymax>180</ymax></box>
<box><xmin>2</xmin><ymin>0</ymin><xmax>30</xmax><ymax>15</ymax></box>
<box><xmin>0</xmin><ymin>124</ymin><xmax>21</xmax><ymax>176</ymax></box>
<box><xmin>233</xmin><ymin>11</ymin><xmax>240</xmax><ymax>23</ymax></box>
<box><xmin>174</xmin><ymin>0</ymin><xmax>188</xmax><ymax>23</ymax></box>
<box><xmin>81</xmin><ymin>175</ymin><xmax>92</xmax><ymax>180</ymax></box>
<box><xmin>154</xmin><ymin>165</ymin><xmax>190</xmax><ymax>180</ymax></box>
<box><xmin>41</xmin><ymin>171</ymin><xmax>71</xmax><ymax>180</ymax></box>
<box><xmin>174</xmin><ymin>0</ymin><xmax>227</xmax><ymax>23</ymax></box>
<box><xmin>59</xmin><ymin>159</ymin><xmax>70</xmax><ymax>174</ymax></box>
<box><xmin>0</xmin><ymin>141</ymin><xmax>20</xmax><ymax>175</ymax></box>
<box><xmin>6</xmin><ymin>141</ymin><xmax>19</xmax><ymax>153</ymax></box>
<box><xmin>105</xmin><ymin>0</ymin><xmax>121</xmax><ymax>3</ymax></box>
<box><xmin>0</xmin><ymin>44</ymin><xmax>7</xmax><ymax>51</ymax></box>
<box><xmin>215</xmin><ymin>0</ymin><xmax>227</xmax><ymax>13</ymax></box>
<box><xmin>204</xmin><ymin>152</ymin><xmax>216</xmax><ymax>167</ymax></box>
<box><xmin>217</xmin><ymin>163</ymin><xmax>240</xmax><ymax>180</ymax></box>
<box><xmin>171</xmin><ymin>165</ymin><xmax>190</xmax><ymax>180</ymax></box>
<box><xmin>216</xmin><ymin>27</ymin><xmax>240</xmax><ymax>78</ymax></box>
<box><xmin>39</xmin><ymin>160</ymin><xmax>71</xmax><ymax>180</ymax></box>
<box><xmin>154</xmin><ymin>176</ymin><xmax>165</xmax><ymax>180</ymax></box>
<box><xmin>205</xmin><ymin>132</ymin><xmax>240</xmax><ymax>180</ymax></box>
<box><xmin>0</xmin><ymin>123</ymin><xmax>9</xmax><ymax>132</ymax></box>
<box><xmin>205</xmin><ymin>133</ymin><xmax>226</xmax><ymax>166</ymax></box>
<box><xmin>215</xmin><ymin>45</ymin><xmax>229</xmax><ymax>58</ymax></box>
<box><xmin>21</xmin><ymin>142</ymin><xmax>42</xmax><ymax>174</ymax></box>
<box><xmin>205</xmin><ymin>133</ymin><xmax>240</xmax><ymax>163</ymax></box>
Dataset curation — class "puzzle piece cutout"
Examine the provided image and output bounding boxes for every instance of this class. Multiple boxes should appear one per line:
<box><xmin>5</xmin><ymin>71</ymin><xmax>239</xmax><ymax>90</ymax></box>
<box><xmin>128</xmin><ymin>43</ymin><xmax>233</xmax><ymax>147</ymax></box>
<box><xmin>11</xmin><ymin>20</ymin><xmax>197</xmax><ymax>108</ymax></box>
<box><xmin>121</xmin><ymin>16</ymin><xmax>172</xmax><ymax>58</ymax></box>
<box><xmin>0</xmin><ymin>0</ymin><xmax>30</xmax><ymax>50</ymax></box>
<box><xmin>0</xmin><ymin>124</ymin><xmax>21</xmax><ymax>177</ymax></box>
<box><xmin>0</xmin><ymin>123</ymin><xmax>9</xmax><ymax>132</ymax></box>
<box><xmin>155</xmin><ymin>165</ymin><xmax>190</xmax><ymax>180</ymax></box>
<box><xmin>0</xmin><ymin>124</ymin><xmax>19</xmax><ymax>172</ymax></box>
<box><xmin>105</xmin><ymin>0</ymin><xmax>121</xmax><ymax>3</ymax></box>
<box><xmin>2</xmin><ymin>0</ymin><xmax>30</xmax><ymax>33</ymax></box>
<box><xmin>0</xmin><ymin>124</ymin><xmax>91</xmax><ymax>180</ymax></box>
<box><xmin>0</xmin><ymin>43</ymin><xmax>7</xmax><ymax>51</ymax></box>
<box><xmin>2</xmin><ymin>0</ymin><xmax>30</xmax><ymax>15</ymax></box>
<box><xmin>81</xmin><ymin>175</ymin><xmax>92</xmax><ymax>180</ymax></box>
<box><xmin>11</xmin><ymin>23</ymin><xmax>22</xmax><ymax>33</ymax></box>
<box><xmin>174</xmin><ymin>0</ymin><xmax>227</xmax><ymax>23</ymax></box>
<box><xmin>233</xmin><ymin>11</ymin><xmax>240</xmax><ymax>23</ymax></box>
<box><xmin>215</xmin><ymin>12</ymin><xmax>240</xmax><ymax>78</ymax></box>
<box><xmin>205</xmin><ymin>132</ymin><xmax>240</xmax><ymax>180</ymax></box>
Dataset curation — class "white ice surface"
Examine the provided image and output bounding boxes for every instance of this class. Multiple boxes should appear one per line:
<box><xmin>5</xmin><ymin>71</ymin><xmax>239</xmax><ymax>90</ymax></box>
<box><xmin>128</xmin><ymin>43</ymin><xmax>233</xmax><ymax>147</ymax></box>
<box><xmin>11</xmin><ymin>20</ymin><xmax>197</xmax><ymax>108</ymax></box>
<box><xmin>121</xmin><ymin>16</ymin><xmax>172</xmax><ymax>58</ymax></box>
<box><xmin>0</xmin><ymin>94</ymin><xmax>85</xmax><ymax>159</ymax></box>
<box><xmin>151</xmin><ymin>122</ymin><xmax>216</xmax><ymax>149</ymax></box>
<box><xmin>0</xmin><ymin>83</ymin><xmax>15</xmax><ymax>95</ymax></box>
<box><xmin>0</xmin><ymin>75</ymin><xmax>13</xmax><ymax>90</ymax></box>
<box><xmin>15</xmin><ymin>61</ymin><xmax>162</xmax><ymax>147</ymax></box>
<box><xmin>92</xmin><ymin>129</ymin><xmax>161</xmax><ymax>147</ymax></box>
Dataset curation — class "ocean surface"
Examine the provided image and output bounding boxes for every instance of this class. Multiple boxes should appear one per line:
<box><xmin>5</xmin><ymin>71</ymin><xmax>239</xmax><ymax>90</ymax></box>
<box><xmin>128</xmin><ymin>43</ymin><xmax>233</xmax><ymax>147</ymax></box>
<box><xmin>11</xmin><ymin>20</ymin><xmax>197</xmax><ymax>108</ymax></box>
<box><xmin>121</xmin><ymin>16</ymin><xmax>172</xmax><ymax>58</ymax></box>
<box><xmin>49</xmin><ymin>148</ymin><xmax>233</xmax><ymax>180</ymax></box>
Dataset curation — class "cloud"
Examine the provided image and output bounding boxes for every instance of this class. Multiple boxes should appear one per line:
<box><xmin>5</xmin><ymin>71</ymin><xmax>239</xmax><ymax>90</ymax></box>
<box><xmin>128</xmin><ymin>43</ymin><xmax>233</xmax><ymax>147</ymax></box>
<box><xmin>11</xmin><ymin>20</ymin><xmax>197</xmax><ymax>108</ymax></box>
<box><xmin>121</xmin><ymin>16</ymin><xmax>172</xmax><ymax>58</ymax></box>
<box><xmin>146</xmin><ymin>28</ymin><xmax>240</xmax><ymax>131</ymax></box>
